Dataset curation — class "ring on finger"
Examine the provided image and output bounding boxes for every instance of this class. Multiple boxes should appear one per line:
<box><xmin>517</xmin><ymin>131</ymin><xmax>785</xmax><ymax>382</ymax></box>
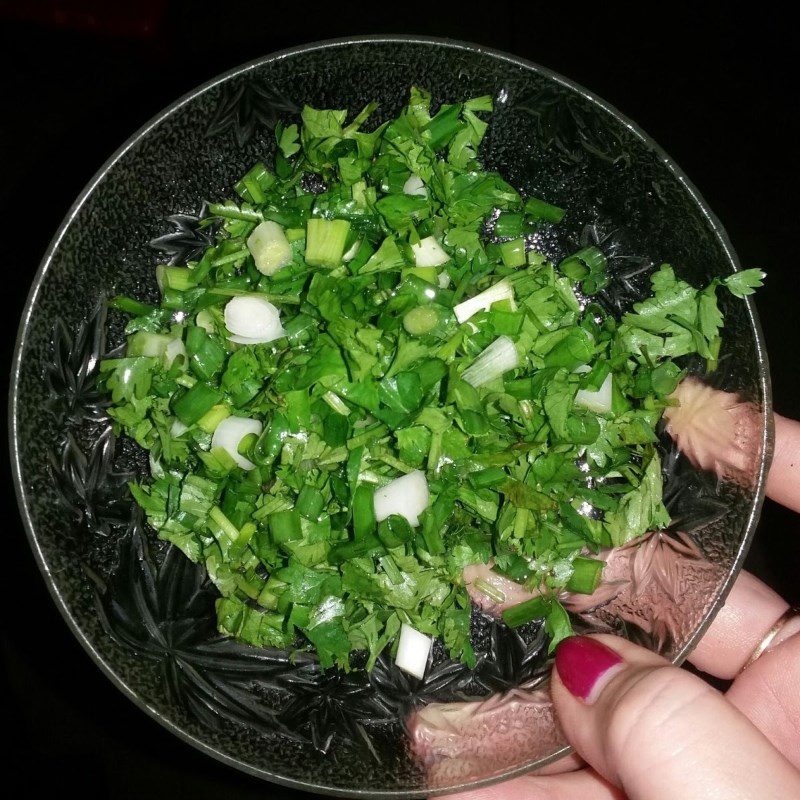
<box><xmin>740</xmin><ymin>606</ymin><xmax>800</xmax><ymax>673</ymax></box>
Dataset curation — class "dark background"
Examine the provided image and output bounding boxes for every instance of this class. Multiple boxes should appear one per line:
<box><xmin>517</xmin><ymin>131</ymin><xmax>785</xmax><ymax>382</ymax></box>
<box><xmin>2</xmin><ymin>3</ymin><xmax>798</xmax><ymax>797</ymax></box>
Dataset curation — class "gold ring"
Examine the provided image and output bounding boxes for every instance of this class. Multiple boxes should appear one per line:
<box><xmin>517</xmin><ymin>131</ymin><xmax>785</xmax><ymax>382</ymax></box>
<box><xmin>740</xmin><ymin>606</ymin><xmax>800</xmax><ymax>673</ymax></box>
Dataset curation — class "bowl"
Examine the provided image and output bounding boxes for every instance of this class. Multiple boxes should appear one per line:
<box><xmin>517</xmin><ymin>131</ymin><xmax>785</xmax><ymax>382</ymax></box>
<box><xmin>9</xmin><ymin>36</ymin><xmax>772</xmax><ymax>797</ymax></box>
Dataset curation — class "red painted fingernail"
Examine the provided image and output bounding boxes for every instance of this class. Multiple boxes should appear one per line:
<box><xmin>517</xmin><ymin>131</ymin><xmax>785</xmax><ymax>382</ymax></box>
<box><xmin>555</xmin><ymin>636</ymin><xmax>624</xmax><ymax>704</ymax></box>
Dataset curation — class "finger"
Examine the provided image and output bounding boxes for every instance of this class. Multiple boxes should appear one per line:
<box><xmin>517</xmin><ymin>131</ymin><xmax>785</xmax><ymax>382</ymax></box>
<box><xmin>530</xmin><ymin>752</ymin><xmax>585</xmax><ymax>776</ymax></box>
<box><xmin>767</xmin><ymin>413</ymin><xmax>800</xmax><ymax>512</ymax></box>
<box><xmin>551</xmin><ymin>634</ymin><xmax>800</xmax><ymax>800</ymax></box>
<box><xmin>439</xmin><ymin>767</ymin><xmax>624</xmax><ymax>800</ymax></box>
<box><xmin>726</xmin><ymin>631</ymin><xmax>800</xmax><ymax>768</ymax></box>
<box><xmin>688</xmin><ymin>570</ymin><xmax>794</xmax><ymax>678</ymax></box>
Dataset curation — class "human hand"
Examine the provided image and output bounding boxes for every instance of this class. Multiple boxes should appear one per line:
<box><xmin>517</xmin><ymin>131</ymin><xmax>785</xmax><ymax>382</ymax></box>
<box><xmin>442</xmin><ymin>414</ymin><xmax>800</xmax><ymax>800</ymax></box>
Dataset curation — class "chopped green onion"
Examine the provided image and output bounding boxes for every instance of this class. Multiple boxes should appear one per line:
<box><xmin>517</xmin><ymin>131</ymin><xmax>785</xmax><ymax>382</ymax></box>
<box><xmin>498</xmin><ymin>238</ymin><xmax>526</xmax><ymax>268</ymax></box>
<box><xmin>403</xmin><ymin>173</ymin><xmax>427</xmax><ymax>197</ymax></box>
<box><xmin>100</xmin><ymin>87</ymin><xmax>752</xmax><ymax>672</ymax></box>
<box><xmin>185</xmin><ymin>325</ymin><xmax>226</xmax><ymax>380</ymax></box>
<box><xmin>172</xmin><ymin>382</ymin><xmax>223</xmax><ymax>426</ymax></box>
<box><xmin>283</xmin><ymin>312</ymin><xmax>317</xmax><ymax>345</ymax></box>
<box><xmin>494</xmin><ymin>212</ymin><xmax>524</xmax><ymax>239</ymax></box>
<box><xmin>247</xmin><ymin>220</ymin><xmax>292</xmax><ymax>276</ymax></box>
<box><xmin>513</xmin><ymin>507</ymin><xmax>529</xmax><ymax>539</ymax></box>
<box><xmin>411</xmin><ymin>236</ymin><xmax>450</xmax><ymax>267</ymax></box>
<box><xmin>305</xmin><ymin>218</ymin><xmax>351</xmax><ymax>267</ymax></box>
<box><xmin>209</xmin><ymin>506</ymin><xmax>240</xmax><ymax>545</ymax></box>
<box><xmin>227</xmin><ymin>521</ymin><xmax>256</xmax><ymax>564</ymax></box>
<box><xmin>524</xmin><ymin>196</ymin><xmax>565</xmax><ymax>223</ymax></box>
<box><xmin>462</xmin><ymin>336</ymin><xmax>519</xmax><ymax>387</ymax></box>
<box><xmin>211</xmin><ymin>248</ymin><xmax>250</xmax><ymax>267</ymax></box>
<box><xmin>559</xmin><ymin>246</ymin><xmax>606</xmax><ymax>282</ymax></box>
<box><xmin>175</xmin><ymin>373</ymin><xmax>196</xmax><ymax>389</ymax></box>
<box><xmin>373</xmin><ymin>470</ymin><xmax>429</xmax><ymax>527</ymax></box>
<box><xmin>453</xmin><ymin>280</ymin><xmax>515</xmax><ymax>324</ymax></box>
<box><xmin>395</xmin><ymin>623</ymin><xmax>433</xmax><ymax>679</ymax></box>
<box><xmin>543</xmin><ymin>328</ymin><xmax>594</xmax><ymax>370</ymax></box>
<box><xmin>352</xmin><ymin>484</ymin><xmax>377</xmax><ymax>540</ymax></box>
<box><xmin>423</xmin><ymin>103</ymin><xmax>464</xmax><ymax>149</ymax></box>
<box><xmin>328</xmin><ymin>534</ymin><xmax>384</xmax><ymax>565</ymax></box>
<box><xmin>403</xmin><ymin>305</ymin><xmax>439</xmax><ymax>336</ymax></box>
<box><xmin>473</xmin><ymin>578</ymin><xmax>506</xmax><ymax>604</ymax></box>
<box><xmin>208</xmin><ymin>201</ymin><xmax>262</xmax><ymax>222</ymax></box>
<box><xmin>322</xmin><ymin>391</ymin><xmax>350</xmax><ymax>416</ymax></box>
<box><xmin>127</xmin><ymin>331</ymin><xmax>173</xmax><ymax>358</ymax></box>
<box><xmin>379</xmin><ymin>555</ymin><xmax>404</xmax><ymax>585</ymax></box>
<box><xmin>237</xmin><ymin>432</ymin><xmax>258</xmax><ymax>456</ymax></box>
<box><xmin>502</xmin><ymin>594</ymin><xmax>550</xmax><ymax>628</ymax></box>
<box><xmin>377</xmin><ymin>514</ymin><xmax>416</xmax><ymax>548</ymax></box>
<box><xmin>565</xmin><ymin>556</ymin><xmax>604</xmax><ymax>594</ymax></box>
<box><xmin>156</xmin><ymin>265</ymin><xmax>195</xmax><ymax>292</ymax></box>
<box><xmin>234</xmin><ymin>162</ymin><xmax>275</xmax><ymax>204</ymax></box>
<box><xmin>110</xmin><ymin>295</ymin><xmax>156</xmax><ymax>316</ymax></box>
<box><xmin>468</xmin><ymin>467</ymin><xmax>507</xmax><ymax>489</ymax></box>
<box><xmin>197</xmin><ymin>403</ymin><xmax>230</xmax><ymax>434</ymax></box>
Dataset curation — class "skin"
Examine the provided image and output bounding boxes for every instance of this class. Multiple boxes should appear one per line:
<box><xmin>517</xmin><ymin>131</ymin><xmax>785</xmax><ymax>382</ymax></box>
<box><xmin>441</xmin><ymin>413</ymin><xmax>800</xmax><ymax>800</ymax></box>
<box><xmin>767</xmin><ymin>414</ymin><xmax>800</xmax><ymax>512</ymax></box>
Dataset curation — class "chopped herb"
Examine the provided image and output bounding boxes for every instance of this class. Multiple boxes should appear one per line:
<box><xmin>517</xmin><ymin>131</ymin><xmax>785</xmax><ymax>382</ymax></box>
<box><xmin>101</xmin><ymin>88</ymin><xmax>762</xmax><ymax>673</ymax></box>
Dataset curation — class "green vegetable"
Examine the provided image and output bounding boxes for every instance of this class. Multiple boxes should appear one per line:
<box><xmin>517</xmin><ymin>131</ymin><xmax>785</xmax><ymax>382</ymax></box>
<box><xmin>502</xmin><ymin>595</ymin><xmax>572</xmax><ymax>653</ymax></box>
<box><xmin>101</xmin><ymin>87</ymin><xmax>762</xmax><ymax>673</ymax></box>
<box><xmin>502</xmin><ymin>595</ymin><xmax>550</xmax><ymax>628</ymax></box>
<box><xmin>172</xmin><ymin>382</ymin><xmax>223</xmax><ymax>425</ymax></box>
<box><xmin>305</xmin><ymin>218</ymin><xmax>351</xmax><ymax>267</ymax></box>
<box><xmin>498</xmin><ymin>238</ymin><xmax>526</xmax><ymax>268</ymax></box>
<box><xmin>565</xmin><ymin>557</ymin><xmax>605</xmax><ymax>594</ymax></box>
<box><xmin>523</xmin><ymin>196</ymin><xmax>565</xmax><ymax>223</ymax></box>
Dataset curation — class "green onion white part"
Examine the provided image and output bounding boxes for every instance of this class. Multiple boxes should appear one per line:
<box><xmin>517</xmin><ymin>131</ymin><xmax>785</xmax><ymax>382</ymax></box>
<box><xmin>403</xmin><ymin>173</ymin><xmax>427</xmax><ymax>197</ymax></box>
<box><xmin>224</xmin><ymin>295</ymin><xmax>286</xmax><ymax>344</ymax></box>
<box><xmin>305</xmin><ymin>218</ymin><xmax>351</xmax><ymax>267</ymax></box>
<box><xmin>195</xmin><ymin>308</ymin><xmax>215</xmax><ymax>333</ymax></box>
<box><xmin>395</xmin><ymin>623</ymin><xmax>433</xmax><ymax>679</ymax></box>
<box><xmin>373</xmin><ymin>469</ymin><xmax>430</xmax><ymax>527</ymax></box>
<box><xmin>322</xmin><ymin>391</ymin><xmax>351</xmax><ymax>416</ymax></box>
<box><xmin>127</xmin><ymin>331</ymin><xmax>174</xmax><ymax>358</ymax></box>
<box><xmin>342</xmin><ymin>238</ymin><xmax>361</xmax><ymax>262</ymax></box>
<box><xmin>574</xmin><ymin>366</ymin><xmax>613</xmax><ymax>414</ymax></box>
<box><xmin>164</xmin><ymin>337</ymin><xmax>186</xmax><ymax>369</ymax></box>
<box><xmin>170</xmin><ymin>419</ymin><xmax>189</xmax><ymax>437</ymax></box>
<box><xmin>211</xmin><ymin>416</ymin><xmax>263</xmax><ymax>470</ymax></box>
<box><xmin>246</xmin><ymin>220</ymin><xmax>293</xmax><ymax>276</ymax></box>
<box><xmin>461</xmin><ymin>335</ymin><xmax>519</xmax><ymax>387</ymax></box>
<box><xmin>453</xmin><ymin>280</ymin><xmax>515</xmax><ymax>323</ymax></box>
<box><xmin>411</xmin><ymin>236</ymin><xmax>450</xmax><ymax>267</ymax></box>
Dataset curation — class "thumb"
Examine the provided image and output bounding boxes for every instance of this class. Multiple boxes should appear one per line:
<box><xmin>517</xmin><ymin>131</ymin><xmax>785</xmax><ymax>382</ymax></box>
<box><xmin>551</xmin><ymin>635</ymin><xmax>800</xmax><ymax>800</ymax></box>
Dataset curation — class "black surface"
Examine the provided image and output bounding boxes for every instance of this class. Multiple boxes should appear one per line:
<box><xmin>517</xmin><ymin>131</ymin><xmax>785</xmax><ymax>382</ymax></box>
<box><xmin>2</xmin><ymin>6</ymin><xmax>798</xmax><ymax>797</ymax></box>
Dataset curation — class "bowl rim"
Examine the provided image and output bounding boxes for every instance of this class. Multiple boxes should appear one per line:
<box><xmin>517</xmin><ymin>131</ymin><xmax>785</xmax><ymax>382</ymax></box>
<box><xmin>8</xmin><ymin>33</ymin><xmax>774</xmax><ymax>799</ymax></box>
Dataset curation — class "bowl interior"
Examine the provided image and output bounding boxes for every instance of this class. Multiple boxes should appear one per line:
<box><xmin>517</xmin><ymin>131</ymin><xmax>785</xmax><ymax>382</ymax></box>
<box><xmin>11</xmin><ymin>37</ymin><xmax>770</xmax><ymax>797</ymax></box>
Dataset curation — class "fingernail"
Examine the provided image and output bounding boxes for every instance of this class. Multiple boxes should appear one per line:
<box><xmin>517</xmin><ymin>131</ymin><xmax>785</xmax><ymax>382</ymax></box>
<box><xmin>555</xmin><ymin>636</ymin><xmax>625</xmax><ymax>704</ymax></box>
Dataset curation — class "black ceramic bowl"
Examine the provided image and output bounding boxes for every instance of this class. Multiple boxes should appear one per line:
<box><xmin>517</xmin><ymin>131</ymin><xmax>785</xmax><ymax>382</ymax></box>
<box><xmin>10</xmin><ymin>36</ymin><xmax>772</xmax><ymax>797</ymax></box>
